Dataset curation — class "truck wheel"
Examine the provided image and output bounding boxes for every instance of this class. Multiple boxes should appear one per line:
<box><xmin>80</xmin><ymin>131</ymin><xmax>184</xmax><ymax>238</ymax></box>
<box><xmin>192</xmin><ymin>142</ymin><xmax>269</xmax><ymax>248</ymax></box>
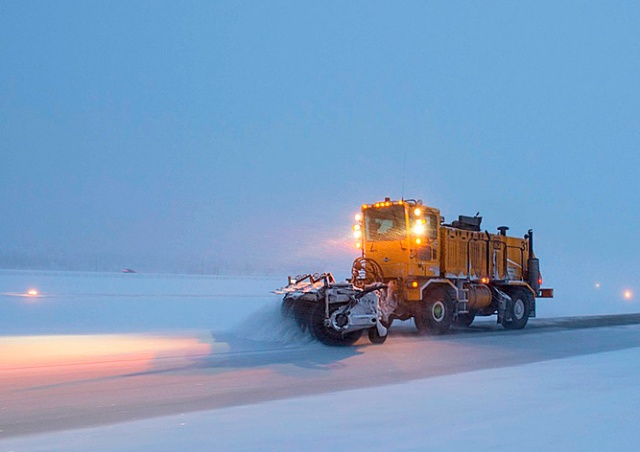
<box><xmin>414</xmin><ymin>312</ymin><xmax>430</xmax><ymax>335</ymax></box>
<box><xmin>415</xmin><ymin>288</ymin><xmax>454</xmax><ymax>335</ymax></box>
<box><xmin>502</xmin><ymin>288</ymin><xmax>531</xmax><ymax>330</ymax></box>
<box><xmin>310</xmin><ymin>302</ymin><xmax>362</xmax><ymax>346</ymax></box>
<box><xmin>368</xmin><ymin>326</ymin><xmax>387</xmax><ymax>344</ymax></box>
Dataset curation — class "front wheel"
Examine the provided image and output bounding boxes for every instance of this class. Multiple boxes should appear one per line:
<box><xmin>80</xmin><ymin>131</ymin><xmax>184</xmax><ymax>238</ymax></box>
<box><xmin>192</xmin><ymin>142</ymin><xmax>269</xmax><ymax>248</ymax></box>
<box><xmin>416</xmin><ymin>287</ymin><xmax>454</xmax><ymax>335</ymax></box>
<box><xmin>502</xmin><ymin>288</ymin><xmax>532</xmax><ymax>330</ymax></box>
<box><xmin>310</xmin><ymin>302</ymin><xmax>362</xmax><ymax>346</ymax></box>
<box><xmin>415</xmin><ymin>312</ymin><xmax>430</xmax><ymax>335</ymax></box>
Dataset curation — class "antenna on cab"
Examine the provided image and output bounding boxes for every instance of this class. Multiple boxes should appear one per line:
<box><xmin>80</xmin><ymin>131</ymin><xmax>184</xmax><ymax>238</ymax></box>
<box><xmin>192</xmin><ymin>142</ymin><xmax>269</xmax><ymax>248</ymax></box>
<box><xmin>401</xmin><ymin>150</ymin><xmax>406</xmax><ymax>201</ymax></box>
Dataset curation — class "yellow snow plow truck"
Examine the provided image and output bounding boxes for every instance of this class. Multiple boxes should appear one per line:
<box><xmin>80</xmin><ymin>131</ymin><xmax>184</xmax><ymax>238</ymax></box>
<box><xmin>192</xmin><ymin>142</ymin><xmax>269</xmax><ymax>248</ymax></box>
<box><xmin>277</xmin><ymin>197</ymin><xmax>553</xmax><ymax>346</ymax></box>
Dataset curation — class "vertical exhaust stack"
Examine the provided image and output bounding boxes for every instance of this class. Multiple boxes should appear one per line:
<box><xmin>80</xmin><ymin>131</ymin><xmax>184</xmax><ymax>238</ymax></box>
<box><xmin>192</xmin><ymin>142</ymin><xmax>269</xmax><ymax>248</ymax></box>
<box><xmin>527</xmin><ymin>229</ymin><xmax>540</xmax><ymax>293</ymax></box>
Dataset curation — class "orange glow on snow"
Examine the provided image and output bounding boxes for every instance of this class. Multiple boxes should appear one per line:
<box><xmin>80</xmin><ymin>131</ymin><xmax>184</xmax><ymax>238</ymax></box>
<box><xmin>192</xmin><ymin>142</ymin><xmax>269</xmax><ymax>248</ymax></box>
<box><xmin>0</xmin><ymin>334</ymin><xmax>214</xmax><ymax>371</ymax></box>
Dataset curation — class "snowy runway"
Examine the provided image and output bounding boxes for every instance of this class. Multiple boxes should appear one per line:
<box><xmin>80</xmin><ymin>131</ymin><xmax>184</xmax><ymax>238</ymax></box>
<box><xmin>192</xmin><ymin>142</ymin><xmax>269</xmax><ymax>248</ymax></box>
<box><xmin>1</xmin><ymin>271</ymin><xmax>639</xmax><ymax>450</ymax></box>
<box><xmin>2</xmin><ymin>337</ymin><xmax>640</xmax><ymax>451</ymax></box>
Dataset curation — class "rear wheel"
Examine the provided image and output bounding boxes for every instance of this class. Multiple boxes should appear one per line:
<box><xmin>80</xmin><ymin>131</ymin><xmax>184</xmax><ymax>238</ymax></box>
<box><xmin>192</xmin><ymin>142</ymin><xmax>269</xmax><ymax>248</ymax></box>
<box><xmin>310</xmin><ymin>302</ymin><xmax>362</xmax><ymax>346</ymax></box>
<box><xmin>502</xmin><ymin>288</ymin><xmax>531</xmax><ymax>330</ymax></box>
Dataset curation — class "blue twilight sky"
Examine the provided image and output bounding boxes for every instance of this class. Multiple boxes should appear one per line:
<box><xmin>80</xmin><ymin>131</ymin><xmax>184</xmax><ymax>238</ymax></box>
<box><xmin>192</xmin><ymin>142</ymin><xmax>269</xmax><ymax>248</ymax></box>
<box><xmin>1</xmin><ymin>1</ymin><xmax>639</xmax><ymax>296</ymax></box>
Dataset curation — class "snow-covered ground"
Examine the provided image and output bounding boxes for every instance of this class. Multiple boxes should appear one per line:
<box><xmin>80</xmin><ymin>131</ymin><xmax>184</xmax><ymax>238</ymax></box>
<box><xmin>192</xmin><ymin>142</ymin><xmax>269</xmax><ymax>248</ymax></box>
<box><xmin>3</xmin><ymin>346</ymin><xmax>640</xmax><ymax>451</ymax></box>
<box><xmin>0</xmin><ymin>269</ymin><xmax>283</xmax><ymax>335</ymax></box>
<box><xmin>1</xmin><ymin>269</ymin><xmax>639</xmax><ymax>451</ymax></box>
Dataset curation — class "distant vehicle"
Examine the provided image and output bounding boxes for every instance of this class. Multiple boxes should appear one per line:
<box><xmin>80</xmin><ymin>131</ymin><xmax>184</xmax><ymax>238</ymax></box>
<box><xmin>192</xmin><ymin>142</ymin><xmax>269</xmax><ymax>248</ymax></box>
<box><xmin>122</xmin><ymin>268</ymin><xmax>137</xmax><ymax>273</ymax></box>
<box><xmin>278</xmin><ymin>197</ymin><xmax>553</xmax><ymax>346</ymax></box>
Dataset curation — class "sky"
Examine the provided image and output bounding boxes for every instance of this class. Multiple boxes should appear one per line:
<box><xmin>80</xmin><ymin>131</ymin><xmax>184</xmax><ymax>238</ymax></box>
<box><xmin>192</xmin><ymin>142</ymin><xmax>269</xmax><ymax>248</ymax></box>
<box><xmin>1</xmin><ymin>1</ymin><xmax>639</xmax><ymax>297</ymax></box>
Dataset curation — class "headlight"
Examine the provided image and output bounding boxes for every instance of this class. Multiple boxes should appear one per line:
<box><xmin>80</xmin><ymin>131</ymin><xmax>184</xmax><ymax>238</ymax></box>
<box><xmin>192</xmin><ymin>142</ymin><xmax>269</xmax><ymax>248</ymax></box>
<box><xmin>412</xmin><ymin>222</ymin><xmax>425</xmax><ymax>235</ymax></box>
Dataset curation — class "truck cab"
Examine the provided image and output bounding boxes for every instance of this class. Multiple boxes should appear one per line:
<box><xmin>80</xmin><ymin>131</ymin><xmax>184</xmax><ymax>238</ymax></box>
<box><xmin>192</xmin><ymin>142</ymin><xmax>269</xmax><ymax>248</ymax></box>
<box><xmin>359</xmin><ymin>198</ymin><xmax>440</xmax><ymax>281</ymax></box>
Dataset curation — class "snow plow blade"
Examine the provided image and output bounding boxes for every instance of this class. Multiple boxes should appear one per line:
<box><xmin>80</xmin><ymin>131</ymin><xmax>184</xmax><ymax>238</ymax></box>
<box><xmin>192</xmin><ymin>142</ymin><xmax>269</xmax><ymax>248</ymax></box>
<box><xmin>275</xmin><ymin>273</ymin><xmax>389</xmax><ymax>346</ymax></box>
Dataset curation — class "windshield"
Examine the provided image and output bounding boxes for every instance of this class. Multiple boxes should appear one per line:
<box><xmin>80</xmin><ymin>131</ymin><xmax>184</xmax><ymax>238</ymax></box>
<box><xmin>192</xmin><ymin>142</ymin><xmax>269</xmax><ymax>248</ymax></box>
<box><xmin>364</xmin><ymin>205</ymin><xmax>406</xmax><ymax>241</ymax></box>
<box><xmin>424</xmin><ymin>213</ymin><xmax>438</xmax><ymax>240</ymax></box>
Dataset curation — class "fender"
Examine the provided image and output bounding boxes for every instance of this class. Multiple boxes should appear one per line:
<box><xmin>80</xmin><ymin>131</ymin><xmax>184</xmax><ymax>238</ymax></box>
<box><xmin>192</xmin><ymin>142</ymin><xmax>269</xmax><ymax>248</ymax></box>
<box><xmin>420</xmin><ymin>278</ymin><xmax>460</xmax><ymax>299</ymax></box>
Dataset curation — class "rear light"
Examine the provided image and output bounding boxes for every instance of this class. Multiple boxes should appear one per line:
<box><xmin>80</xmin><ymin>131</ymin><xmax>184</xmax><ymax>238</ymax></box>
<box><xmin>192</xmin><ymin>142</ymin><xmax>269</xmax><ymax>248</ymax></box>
<box><xmin>539</xmin><ymin>288</ymin><xmax>554</xmax><ymax>298</ymax></box>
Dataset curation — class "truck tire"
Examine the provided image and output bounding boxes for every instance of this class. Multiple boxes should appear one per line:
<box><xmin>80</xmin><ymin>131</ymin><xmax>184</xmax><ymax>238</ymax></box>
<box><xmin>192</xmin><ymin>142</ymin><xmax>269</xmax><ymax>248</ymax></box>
<box><xmin>502</xmin><ymin>288</ymin><xmax>531</xmax><ymax>330</ymax></box>
<box><xmin>414</xmin><ymin>315</ymin><xmax>429</xmax><ymax>335</ymax></box>
<box><xmin>310</xmin><ymin>302</ymin><xmax>362</xmax><ymax>346</ymax></box>
<box><xmin>416</xmin><ymin>287</ymin><xmax>454</xmax><ymax>335</ymax></box>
